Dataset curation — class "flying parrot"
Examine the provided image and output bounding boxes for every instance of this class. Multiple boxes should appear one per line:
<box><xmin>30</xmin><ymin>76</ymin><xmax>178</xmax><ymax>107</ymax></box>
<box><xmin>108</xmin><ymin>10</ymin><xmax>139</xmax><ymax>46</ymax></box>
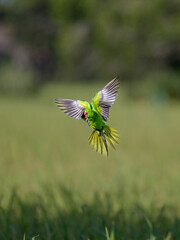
<box><xmin>55</xmin><ymin>77</ymin><xmax>120</xmax><ymax>156</ymax></box>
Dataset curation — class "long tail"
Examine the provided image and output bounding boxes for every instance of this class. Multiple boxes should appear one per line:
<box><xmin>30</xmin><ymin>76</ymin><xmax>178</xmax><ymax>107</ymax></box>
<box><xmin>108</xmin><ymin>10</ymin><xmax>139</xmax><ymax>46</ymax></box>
<box><xmin>88</xmin><ymin>126</ymin><xmax>119</xmax><ymax>156</ymax></box>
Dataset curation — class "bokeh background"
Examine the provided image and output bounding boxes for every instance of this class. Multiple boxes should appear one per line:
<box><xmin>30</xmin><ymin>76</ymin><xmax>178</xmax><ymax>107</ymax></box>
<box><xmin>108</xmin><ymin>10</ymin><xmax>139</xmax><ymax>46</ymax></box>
<box><xmin>0</xmin><ymin>0</ymin><xmax>180</xmax><ymax>239</ymax></box>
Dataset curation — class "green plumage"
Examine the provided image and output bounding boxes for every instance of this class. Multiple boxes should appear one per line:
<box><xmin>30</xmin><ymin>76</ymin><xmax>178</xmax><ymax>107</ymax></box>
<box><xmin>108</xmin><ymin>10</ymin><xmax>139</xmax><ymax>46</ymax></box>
<box><xmin>56</xmin><ymin>77</ymin><xmax>120</xmax><ymax>156</ymax></box>
<box><xmin>84</xmin><ymin>104</ymin><xmax>106</xmax><ymax>130</ymax></box>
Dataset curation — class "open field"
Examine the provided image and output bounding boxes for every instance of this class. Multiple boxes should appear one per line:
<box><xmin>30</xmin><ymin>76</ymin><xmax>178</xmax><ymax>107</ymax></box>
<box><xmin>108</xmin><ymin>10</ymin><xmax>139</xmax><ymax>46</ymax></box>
<box><xmin>0</xmin><ymin>84</ymin><xmax>180</xmax><ymax>240</ymax></box>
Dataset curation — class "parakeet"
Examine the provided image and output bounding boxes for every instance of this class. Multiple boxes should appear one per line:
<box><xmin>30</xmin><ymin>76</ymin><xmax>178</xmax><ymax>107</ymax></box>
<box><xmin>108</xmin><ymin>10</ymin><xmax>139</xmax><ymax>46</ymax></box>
<box><xmin>55</xmin><ymin>77</ymin><xmax>120</xmax><ymax>156</ymax></box>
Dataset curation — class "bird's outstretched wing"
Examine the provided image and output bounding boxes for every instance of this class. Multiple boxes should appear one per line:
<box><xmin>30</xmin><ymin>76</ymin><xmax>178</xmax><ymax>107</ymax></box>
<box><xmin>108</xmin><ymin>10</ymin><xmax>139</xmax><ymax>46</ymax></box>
<box><xmin>91</xmin><ymin>77</ymin><xmax>120</xmax><ymax>120</ymax></box>
<box><xmin>55</xmin><ymin>99</ymin><xmax>90</xmax><ymax>119</ymax></box>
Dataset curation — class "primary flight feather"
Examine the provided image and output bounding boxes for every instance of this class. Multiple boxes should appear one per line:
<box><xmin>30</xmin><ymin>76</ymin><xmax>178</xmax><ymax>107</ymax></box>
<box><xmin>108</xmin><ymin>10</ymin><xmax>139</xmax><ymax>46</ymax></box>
<box><xmin>55</xmin><ymin>77</ymin><xmax>120</xmax><ymax>156</ymax></box>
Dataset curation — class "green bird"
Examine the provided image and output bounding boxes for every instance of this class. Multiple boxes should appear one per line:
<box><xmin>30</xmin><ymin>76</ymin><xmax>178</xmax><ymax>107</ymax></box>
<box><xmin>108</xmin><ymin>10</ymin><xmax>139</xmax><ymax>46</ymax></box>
<box><xmin>55</xmin><ymin>77</ymin><xmax>120</xmax><ymax>156</ymax></box>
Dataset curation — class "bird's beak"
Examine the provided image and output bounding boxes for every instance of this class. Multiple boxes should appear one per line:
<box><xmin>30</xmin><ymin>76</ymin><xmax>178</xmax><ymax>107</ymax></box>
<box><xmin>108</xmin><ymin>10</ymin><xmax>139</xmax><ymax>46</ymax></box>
<box><xmin>84</xmin><ymin>111</ymin><xmax>88</xmax><ymax>115</ymax></box>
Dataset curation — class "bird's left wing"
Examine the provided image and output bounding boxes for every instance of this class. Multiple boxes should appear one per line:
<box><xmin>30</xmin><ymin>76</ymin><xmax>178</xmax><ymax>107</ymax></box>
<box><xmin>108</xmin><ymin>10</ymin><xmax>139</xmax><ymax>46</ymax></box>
<box><xmin>55</xmin><ymin>99</ymin><xmax>90</xmax><ymax>119</ymax></box>
<box><xmin>91</xmin><ymin>77</ymin><xmax>120</xmax><ymax>120</ymax></box>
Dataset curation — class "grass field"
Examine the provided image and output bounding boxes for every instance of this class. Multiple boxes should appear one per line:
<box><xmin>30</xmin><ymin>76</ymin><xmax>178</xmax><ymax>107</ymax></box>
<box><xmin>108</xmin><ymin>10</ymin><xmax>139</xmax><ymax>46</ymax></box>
<box><xmin>0</xmin><ymin>83</ymin><xmax>180</xmax><ymax>240</ymax></box>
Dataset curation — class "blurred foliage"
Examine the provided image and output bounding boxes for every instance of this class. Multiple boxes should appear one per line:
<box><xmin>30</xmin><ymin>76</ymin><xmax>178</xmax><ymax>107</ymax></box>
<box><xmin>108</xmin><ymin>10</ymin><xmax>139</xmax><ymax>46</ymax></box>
<box><xmin>0</xmin><ymin>0</ymin><xmax>180</xmax><ymax>97</ymax></box>
<box><xmin>0</xmin><ymin>188</ymin><xmax>179</xmax><ymax>240</ymax></box>
<box><xmin>128</xmin><ymin>71</ymin><xmax>180</xmax><ymax>101</ymax></box>
<box><xmin>0</xmin><ymin>63</ymin><xmax>36</xmax><ymax>95</ymax></box>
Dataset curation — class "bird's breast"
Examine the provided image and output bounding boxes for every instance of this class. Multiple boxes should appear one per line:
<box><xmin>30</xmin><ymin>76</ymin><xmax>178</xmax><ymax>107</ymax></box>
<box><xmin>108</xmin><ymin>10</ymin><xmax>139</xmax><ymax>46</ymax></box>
<box><xmin>86</xmin><ymin>112</ymin><xmax>105</xmax><ymax>130</ymax></box>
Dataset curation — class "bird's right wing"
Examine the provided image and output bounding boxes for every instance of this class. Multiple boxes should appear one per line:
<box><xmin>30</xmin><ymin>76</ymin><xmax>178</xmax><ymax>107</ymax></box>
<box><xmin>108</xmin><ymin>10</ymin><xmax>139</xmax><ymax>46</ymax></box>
<box><xmin>91</xmin><ymin>77</ymin><xmax>120</xmax><ymax>120</ymax></box>
<box><xmin>55</xmin><ymin>99</ymin><xmax>90</xmax><ymax>119</ymax></box>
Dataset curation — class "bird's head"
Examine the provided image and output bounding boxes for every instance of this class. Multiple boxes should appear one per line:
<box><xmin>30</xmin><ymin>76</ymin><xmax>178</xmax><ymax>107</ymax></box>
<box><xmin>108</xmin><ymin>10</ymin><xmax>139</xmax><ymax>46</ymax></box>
<box><xmin>84</xmin><ymin>109</ymin><xmax>93</xmax><ymax>117</ymax></box>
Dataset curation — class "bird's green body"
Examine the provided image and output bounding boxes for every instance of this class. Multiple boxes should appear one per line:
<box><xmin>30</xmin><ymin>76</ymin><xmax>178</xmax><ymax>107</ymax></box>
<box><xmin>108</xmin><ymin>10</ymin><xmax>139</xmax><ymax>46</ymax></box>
<box><xmin>56</xmin><ymin>77</ymin><xmax>120</xmax><ymax>156</ymax></box>
<box><xmin>85</xmin><ymin>105</ymin><xmax>106</xmax><ymax>130</ymax></box>
<box><xmin>78</xmin><ymin>100</ymin><xmax>107</xmax><ymax>130</ymax></box>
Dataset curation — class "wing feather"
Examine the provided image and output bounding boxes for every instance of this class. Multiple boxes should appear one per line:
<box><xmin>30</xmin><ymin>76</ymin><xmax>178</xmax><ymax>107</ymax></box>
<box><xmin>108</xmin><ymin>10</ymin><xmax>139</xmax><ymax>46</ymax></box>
<box><xmin>55</xmin><ymin>99</ymin><xmax>87</xmax><ymax>119</ymax></box>
<box><xmin>92</xmin><ymin>77</ymin><xmax>120</xmax><ymax>120</ymax></box>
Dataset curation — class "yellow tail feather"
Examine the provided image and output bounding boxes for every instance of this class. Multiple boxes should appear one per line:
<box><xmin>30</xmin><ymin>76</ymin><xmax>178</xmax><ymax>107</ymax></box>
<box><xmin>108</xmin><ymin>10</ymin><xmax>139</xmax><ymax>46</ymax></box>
<box><xmin>88</xmin><ymin>126</ymin><xmax>119</xmax><ymax>156</ymax></box>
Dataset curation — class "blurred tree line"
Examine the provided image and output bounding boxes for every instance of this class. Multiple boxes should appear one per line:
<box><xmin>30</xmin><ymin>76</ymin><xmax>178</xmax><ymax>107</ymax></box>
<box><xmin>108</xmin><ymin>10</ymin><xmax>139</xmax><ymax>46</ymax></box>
<box><xmin>0</xmin><ymin>0</ymin><xmax>180</xmax><ymax>98</ymax></box>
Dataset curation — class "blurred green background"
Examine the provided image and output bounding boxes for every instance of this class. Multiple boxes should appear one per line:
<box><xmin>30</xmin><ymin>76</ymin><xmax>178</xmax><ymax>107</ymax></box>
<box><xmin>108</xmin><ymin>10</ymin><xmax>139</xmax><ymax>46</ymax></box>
<box><xmin>0</xmin><ymin>0</ymin><xmax>180</xmax><ymax>240</ymax></box>
<box><xmin>0</xmin><ymin>0</ymin><xmax>180</xmax><ymax>98</ymax></box>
